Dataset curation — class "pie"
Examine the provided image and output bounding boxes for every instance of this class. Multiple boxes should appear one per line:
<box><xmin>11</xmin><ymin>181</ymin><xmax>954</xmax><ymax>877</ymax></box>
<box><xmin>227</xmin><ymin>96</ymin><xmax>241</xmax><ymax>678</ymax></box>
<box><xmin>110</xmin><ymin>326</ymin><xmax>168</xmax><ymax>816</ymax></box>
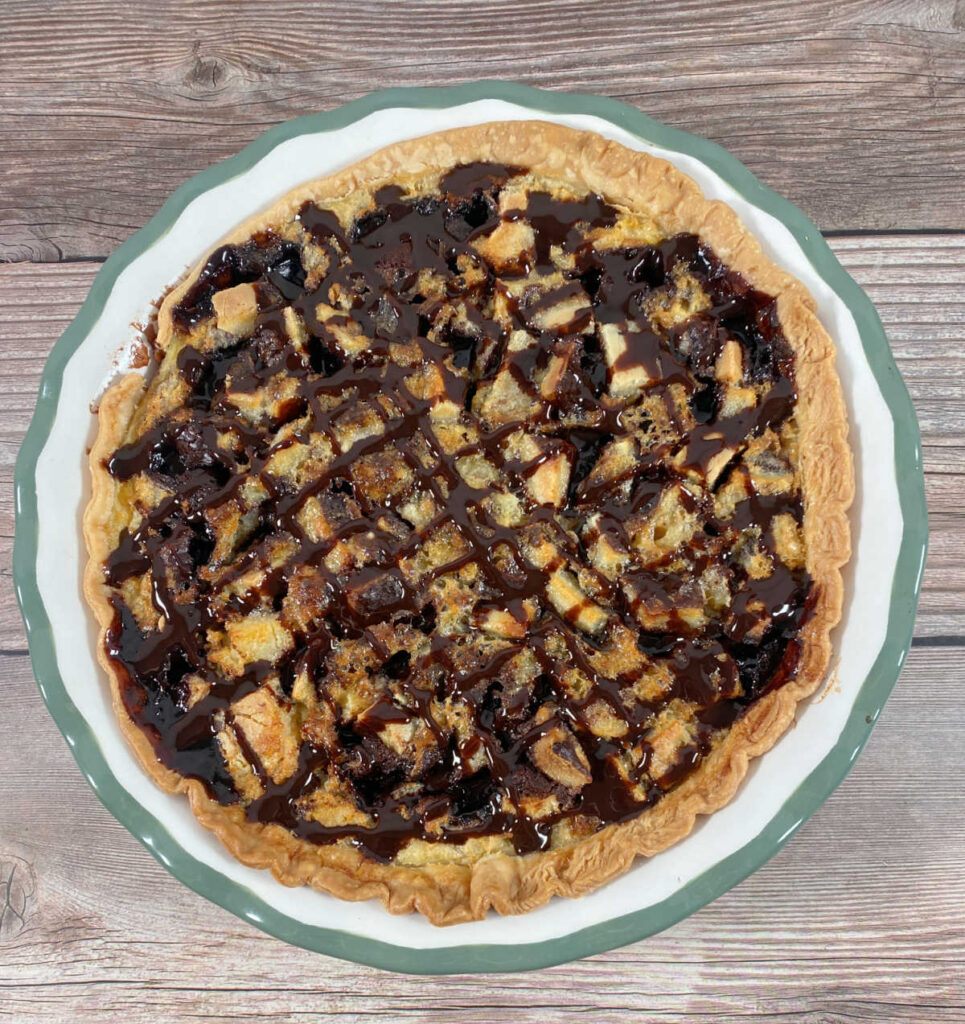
<box><xmin>84</xmin><ymin>122</ymin><xmax>852</xmax><ymax>925</ymax></box>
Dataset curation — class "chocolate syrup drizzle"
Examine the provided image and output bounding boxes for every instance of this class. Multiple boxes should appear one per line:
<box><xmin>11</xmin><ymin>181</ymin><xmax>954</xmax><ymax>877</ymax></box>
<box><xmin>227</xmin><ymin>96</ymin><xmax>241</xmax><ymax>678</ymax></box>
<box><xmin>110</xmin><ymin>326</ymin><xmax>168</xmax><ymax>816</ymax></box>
<box><xmin>103</xmin><ymin>163</ymin><xmax>811</xmax><ymax>861</ymax></box>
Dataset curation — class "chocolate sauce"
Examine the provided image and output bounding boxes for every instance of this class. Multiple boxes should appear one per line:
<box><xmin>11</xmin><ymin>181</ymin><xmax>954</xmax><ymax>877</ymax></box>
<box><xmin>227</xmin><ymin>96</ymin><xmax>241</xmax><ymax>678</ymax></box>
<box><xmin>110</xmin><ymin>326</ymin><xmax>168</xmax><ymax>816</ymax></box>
<box><xmin>103</xmin><ymin>163</ymin><xmax>810</xmax><ymax>861</ymax></box>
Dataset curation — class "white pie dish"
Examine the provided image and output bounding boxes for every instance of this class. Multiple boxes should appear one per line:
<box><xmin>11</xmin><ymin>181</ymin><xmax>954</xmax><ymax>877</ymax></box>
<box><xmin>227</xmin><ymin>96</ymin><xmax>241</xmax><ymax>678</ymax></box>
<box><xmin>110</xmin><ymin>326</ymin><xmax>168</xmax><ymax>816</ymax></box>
<box><xmin>14</xmin><ymin>84</ymin><xmax>926</xmax><ymax>972</ymax></box>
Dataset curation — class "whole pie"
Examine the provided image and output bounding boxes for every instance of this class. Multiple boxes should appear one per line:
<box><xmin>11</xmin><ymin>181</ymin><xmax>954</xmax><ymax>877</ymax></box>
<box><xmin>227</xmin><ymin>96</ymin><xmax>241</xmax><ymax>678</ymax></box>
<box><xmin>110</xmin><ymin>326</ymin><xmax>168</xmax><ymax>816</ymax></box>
<box><xmin>84</xmin><ymin>122</ymin><xmax>852</xmax><ymax>924</ymax></box>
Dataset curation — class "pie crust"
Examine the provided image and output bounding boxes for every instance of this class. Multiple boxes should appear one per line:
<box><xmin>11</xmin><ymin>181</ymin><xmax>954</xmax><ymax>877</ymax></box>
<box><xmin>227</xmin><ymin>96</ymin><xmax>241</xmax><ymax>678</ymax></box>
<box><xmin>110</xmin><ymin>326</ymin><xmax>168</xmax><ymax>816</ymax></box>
<box><xmin>83</xmin><ymin>121</ymin><xmax>852</xmax><ymax>925</ymax></box>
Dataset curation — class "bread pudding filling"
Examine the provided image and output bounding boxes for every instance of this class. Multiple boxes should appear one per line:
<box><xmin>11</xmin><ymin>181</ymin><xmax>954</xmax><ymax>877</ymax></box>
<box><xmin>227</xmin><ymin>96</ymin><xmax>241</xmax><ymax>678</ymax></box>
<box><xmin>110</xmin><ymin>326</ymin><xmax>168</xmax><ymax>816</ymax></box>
<box><xmin>101</xmin><ymin>162</ymin><xmax>812</xmax><ymax>861</ymax></box>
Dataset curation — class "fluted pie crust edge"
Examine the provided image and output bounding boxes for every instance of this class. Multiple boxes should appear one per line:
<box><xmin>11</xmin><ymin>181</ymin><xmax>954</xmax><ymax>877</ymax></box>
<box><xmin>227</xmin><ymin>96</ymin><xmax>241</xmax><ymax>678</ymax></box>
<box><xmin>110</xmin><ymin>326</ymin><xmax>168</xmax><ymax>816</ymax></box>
<box><xmin>83</xmin><ymin>121</ymin><xmax>853</xmax><ymax>926</ymax></box>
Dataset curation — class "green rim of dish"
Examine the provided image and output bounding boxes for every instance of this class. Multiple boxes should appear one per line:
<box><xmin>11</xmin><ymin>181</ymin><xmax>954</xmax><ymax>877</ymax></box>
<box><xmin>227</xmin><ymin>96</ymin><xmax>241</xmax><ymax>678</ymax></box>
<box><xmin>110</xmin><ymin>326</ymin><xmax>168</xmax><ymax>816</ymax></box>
<box><xmin>13</xmin><ymin>82</ymin><xmax>927</xmax><ymax>974</ymax></box>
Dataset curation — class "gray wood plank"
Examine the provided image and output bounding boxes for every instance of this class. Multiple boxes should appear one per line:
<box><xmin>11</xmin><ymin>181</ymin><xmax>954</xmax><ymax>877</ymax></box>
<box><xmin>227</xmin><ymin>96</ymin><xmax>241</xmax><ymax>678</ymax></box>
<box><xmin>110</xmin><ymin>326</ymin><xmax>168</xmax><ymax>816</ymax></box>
<box><xmin>2</xmin><ymin>236</ymin><xmax>960</xmax><ymax>645</ymax></box>
<box><xmin>0</xmin><ymin>0</ymin><xmax>962</xmax><ymax>262</ymax></box>
<box><xmin>0</xmin><ymin>645</ymin><xmax>961</xmax><ymax>1021</ymax></box>
<box><xmin>828</xmin><ymin>235</ymin><xmax>965</xmax><ymax>642</ymax></box>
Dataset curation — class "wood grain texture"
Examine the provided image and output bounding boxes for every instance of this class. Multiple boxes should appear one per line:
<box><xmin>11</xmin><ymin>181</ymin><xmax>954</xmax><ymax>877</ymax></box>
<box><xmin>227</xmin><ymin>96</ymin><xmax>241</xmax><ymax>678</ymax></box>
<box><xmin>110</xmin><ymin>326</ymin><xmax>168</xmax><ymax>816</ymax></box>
<box><xmin>0</xmin><ymin>240</ymin><xmax>962</xmax><ymax>1019</ymax></box>
<box><xmin>1</xmin><ymin>2</ymin><xmax>963</xmax><ymax>1013</ymax></box>
<box><xmin>0</xmin><ymin>651</ymin><xmax>962</xmax><ymax>1023</ymax></box>
<box><xmin>1</xmin><ymin>238</ymin><xmax>960</xmax><ymax>643</ymax></box>
<box><xmin>0</xmin><ymin>0</ymin><xmax>963</xmax><ymax>262</ymax></box>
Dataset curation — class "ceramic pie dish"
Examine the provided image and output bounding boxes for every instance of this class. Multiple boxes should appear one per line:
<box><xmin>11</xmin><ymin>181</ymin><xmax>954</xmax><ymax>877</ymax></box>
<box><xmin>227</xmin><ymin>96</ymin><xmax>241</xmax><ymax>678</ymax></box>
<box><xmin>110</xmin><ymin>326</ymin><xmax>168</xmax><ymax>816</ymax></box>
<box><xmin>14</xmin><ymin>84</ymin><xmax>926</xmax><ymax>971</ymax></box>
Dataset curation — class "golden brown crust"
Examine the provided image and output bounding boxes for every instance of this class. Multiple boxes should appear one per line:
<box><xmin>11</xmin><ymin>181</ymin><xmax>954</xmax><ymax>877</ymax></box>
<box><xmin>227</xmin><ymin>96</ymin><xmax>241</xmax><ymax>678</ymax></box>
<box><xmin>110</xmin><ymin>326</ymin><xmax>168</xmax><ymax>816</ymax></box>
<box><xmin>84</xmin><ymin>121</ymin><xmax>852</xmax><ymax>925</ymax></box>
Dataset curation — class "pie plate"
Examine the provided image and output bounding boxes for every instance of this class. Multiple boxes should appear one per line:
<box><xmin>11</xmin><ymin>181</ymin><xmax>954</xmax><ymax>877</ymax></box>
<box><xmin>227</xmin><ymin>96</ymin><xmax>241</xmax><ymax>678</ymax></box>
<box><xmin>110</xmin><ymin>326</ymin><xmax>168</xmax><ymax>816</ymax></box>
<box><xmin>13</xmin><ymin>83</ymin><xmax>927</xmax><ymax>973</ymax></box>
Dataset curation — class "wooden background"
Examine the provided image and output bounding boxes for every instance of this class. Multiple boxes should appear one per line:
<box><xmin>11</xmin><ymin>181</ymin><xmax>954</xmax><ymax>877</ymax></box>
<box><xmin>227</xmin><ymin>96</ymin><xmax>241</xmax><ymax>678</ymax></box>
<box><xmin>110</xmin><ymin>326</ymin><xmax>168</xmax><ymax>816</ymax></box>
<box><xmin>1</xmin><ymin>1</ymin><xmax>962</xmax><ymax>1020</ymax></box>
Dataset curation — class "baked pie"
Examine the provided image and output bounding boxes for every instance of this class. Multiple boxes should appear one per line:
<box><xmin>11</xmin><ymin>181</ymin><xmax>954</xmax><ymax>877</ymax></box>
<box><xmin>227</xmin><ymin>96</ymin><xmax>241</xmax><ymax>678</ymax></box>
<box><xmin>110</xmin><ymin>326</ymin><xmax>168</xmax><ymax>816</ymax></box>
<box><xmin>84</xmin><ymin>122</ymin><xmax>852</xmax><ymax>924</ymax></box>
